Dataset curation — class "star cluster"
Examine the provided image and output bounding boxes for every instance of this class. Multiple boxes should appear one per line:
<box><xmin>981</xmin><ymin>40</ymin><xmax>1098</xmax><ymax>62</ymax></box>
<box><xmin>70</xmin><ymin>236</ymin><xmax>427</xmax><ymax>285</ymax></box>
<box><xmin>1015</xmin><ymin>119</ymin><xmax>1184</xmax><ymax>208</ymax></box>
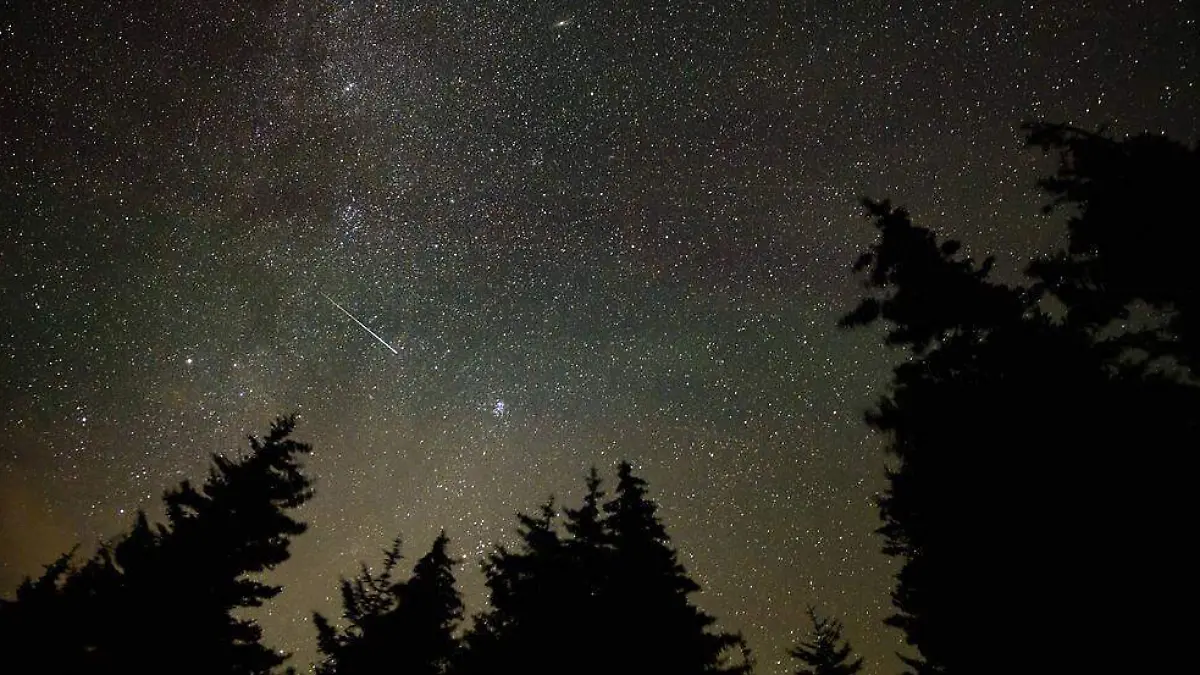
<box><xmin>2</xmin><ymin>1</ymin><xmax>1196</xmax><ymax>673</ymax></box>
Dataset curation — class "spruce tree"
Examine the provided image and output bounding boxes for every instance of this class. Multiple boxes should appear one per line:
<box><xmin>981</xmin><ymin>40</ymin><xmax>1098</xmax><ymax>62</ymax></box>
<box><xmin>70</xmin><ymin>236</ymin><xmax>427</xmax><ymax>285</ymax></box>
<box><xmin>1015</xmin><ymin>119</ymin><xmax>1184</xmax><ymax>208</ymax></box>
<box><xmin>457</xmin><ymin>500</ymin><xmax>569</xmax><ymax>675</ymax></box>
<box><xmin>0</xmin><ymin>415</ymin><xmax>314</xmax><ymax>675</ymax></box>
<box><xmin>395</xmin><ymin>531</ymin><xmax>463</xmax><ymax>675</ymax></box>
<box><xmin>1024</xmin><ymin>122</ymin><xmax>1200</xmax><ymax>373</ymax></box>
<box><xmin>842</xmin><ymin>125</ymin><xmax>1199</xmax><ymax>675</ymax></box>
<box><xmin>315</xmin><ymin>531</ymin><xmax>463</xmax><ymax>675</ymax></box>
<box><xmin>562</xmin><ymin>467</ymin><xmax>610</xmax><ymax>621</ymax></box>
<box><xmin>788</xmin><ymin>608</ymin><xmax>863</xmax><ymax>675</ymax></box>
<box><xmin>315</xmin><ymin>536</ymin><xmax>406</xmax><ymax>675</ymax></box>
<box><xmin>564</xmin><ymin>467</ymin><xmax>607</xmax><ymax>547</ymax></box>
<box><xmin>601</xmin><ymin>461</ymin><xmax>751</xmax><ymax>675</ymax></box>
<box><xmin>458</xmin><ymin>464</ymin><xmax>751</xmax><ymax>675</ymax></box>
<box><xmin>0</xmin><ymin>551</ymin><xmax>80</xmax><ymax>671</ymax></box>
<box><xmin>154</xmin><ymin>415</ymin><xmax>314</xmax><ymax>674</ymax></box>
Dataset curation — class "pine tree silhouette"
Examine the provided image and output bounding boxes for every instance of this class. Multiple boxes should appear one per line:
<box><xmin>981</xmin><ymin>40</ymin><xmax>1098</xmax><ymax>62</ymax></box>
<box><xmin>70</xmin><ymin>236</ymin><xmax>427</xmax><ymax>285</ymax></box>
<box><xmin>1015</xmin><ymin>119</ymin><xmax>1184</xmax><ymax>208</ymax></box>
<box><xmin>315</xmin><ymin>531</ymin><xmax>463</xmax><ymax>675</ymax></box>
<box><xmin>564</xmin><ymin>467</ymin><xmax>607</xmax><ymax>546</ymax></box>
<box><xmin>397</xmin><ymin>532</ymin><xmax>464</xmax><ymax>675</ymax></box>
<box><xmin>0</xmin><ymin>415</ymin><xmax>314</xmax><ymax>675</ymax></box>
<box><xmin>562</xmin><ymin>466</ymin><xmax>610</xmax><ymax>627</ymax></box>
<box><xmin>458</xmin><ymin>464</ymin><xmax>751</xmax><ymax>675</ymax></box>
<box><xmin>601</xmin><ymin>461</ymin><xmax>751</xmax><ymax>675</ymax></box>
<box><xmin>0</xmin><ymin>551</ymin><xmax>81</xmax><ymax>671</ymax></box>
<box><xmin>456</xmin><ymin>499</ymin><xmax>570</xmax><ymax>675</ymax></box>
<box><xmin>843</xmin><ymin>126</ymin><xmax>1199</xmax><ymax>675</ymax></box>
<box><xmin>788</xmin><ymin>608</ymin><xmax>863</xmax><ymax>675</ymax></box>
<box><xmin>1025</xmin><ymin>122</ymin><xmax>1200</xmax><ymax>372</ymax></box>
<box><xmin>315</xmin><ymin>536</ymin><xmax>405</xmax><ymax>675</ymax></box>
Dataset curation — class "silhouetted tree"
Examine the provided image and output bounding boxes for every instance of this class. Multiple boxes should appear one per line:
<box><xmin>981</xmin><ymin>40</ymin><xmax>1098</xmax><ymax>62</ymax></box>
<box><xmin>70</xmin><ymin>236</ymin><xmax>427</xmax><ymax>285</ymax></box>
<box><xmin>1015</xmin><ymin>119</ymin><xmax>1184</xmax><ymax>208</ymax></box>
<box><xmin>395</xmin><ymin>532</ymin><xmax>463</xmax><ymax>675</ymax></box>
<box><xmin>1025</xmin><ymin>122</ymin><xmax>1200</xmax><ymax>373</ymax></box>
<box><xmin>562</xmin><ymin>466</ymin><xmax>610</xmax><ymax>624</ymax></box>
<box><xmin>0</xmin><ymin>550</ymin><xmax>79</xmax><ymax>669</ymax></box>
<box><xmin>315</xmin><ymin>531</ymin><xmax>463</xmax><ymax>675</ymax></box>
<box><xmin>314</xmin><ymin>536</ymin><xmax>405</xmax><ymax>675</ymax></box>
<box><xmin>788</xmin><ymin>608</ymin><xmax>863</xmax><ymax>675</ymax></box>
<box><xmin>602</xmin><ymin>461</ymin><xmax>752</xmax><ymax>675</ymax></box>
<box><xmin>0</xmin><ymin>415</ymin><xmax>314</xmax><ymax>675</ymax></box>
<box><xmin>456</xmin><ymin>499</ymin><xmax>570</xmax><ymax>675</ymax></box>
<box><xmin>564</xmin><ymin>467</ymin><xmax>607</xmax><ymax>547</ymax></box>
<box><xmin>458</xmin><ymin>464</ymin><xmax>751</xmax><ymax>675</ymax></box>
<box><xmin>843</xmin><ymin>126</ymin><xmax>1199</xmax><ymax>675</ymax></box>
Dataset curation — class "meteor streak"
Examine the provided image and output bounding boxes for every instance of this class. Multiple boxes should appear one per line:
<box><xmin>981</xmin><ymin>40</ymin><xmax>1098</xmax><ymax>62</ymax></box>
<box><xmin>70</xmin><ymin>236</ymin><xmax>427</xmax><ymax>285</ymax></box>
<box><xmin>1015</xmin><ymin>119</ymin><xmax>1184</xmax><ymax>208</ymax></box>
<box><xmin>322</xmin><ymin>293</ymin><xmax>399</xmax><ymax>355</ymax></box>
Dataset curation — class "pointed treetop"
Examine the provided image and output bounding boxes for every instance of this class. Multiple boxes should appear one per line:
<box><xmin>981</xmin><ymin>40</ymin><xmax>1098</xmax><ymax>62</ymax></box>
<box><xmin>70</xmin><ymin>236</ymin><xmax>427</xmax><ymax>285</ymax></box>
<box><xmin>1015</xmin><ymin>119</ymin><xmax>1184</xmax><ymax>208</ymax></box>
<box><xmin>790</xmin><ymin>608</ymin><xmax>864</xmax><ymax>675</ymax></box>
<box><xmin>564</xmin><ymin>466</ymin><xmax>607</xmax><ymax>544</ymax></box>
<box><xmin>605</xmin><ymin>460</ymin><xmax>670</xmax><ymax>546</ymax></box>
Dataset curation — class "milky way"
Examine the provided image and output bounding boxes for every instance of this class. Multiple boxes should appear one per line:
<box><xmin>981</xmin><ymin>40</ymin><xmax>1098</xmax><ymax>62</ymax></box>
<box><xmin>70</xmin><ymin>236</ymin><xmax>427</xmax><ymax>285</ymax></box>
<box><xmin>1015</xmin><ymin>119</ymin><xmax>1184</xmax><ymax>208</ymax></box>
<box><xmin>2</xmin><ymin>2</ymin><xmax>1196</xmax><ymax>672</ymax></box>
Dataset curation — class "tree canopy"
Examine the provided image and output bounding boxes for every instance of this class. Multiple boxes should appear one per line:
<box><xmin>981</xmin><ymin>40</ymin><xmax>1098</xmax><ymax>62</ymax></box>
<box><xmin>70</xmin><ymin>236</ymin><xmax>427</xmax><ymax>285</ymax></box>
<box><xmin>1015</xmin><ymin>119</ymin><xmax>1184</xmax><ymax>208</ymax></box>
<box><xmin>788</xmin><ymin>608</ymin><xmax>863</xmax><ymax>675</ymax></box>
<box><xmin>315</xmin><ymin>531</ymin><xmax>463</xmax><ymax>675</ymax></box>
<box><xmin>0</xmin><ymin>415</ymin><xmax>314</xmax><ymax>675</ymax></box>
<box><xmin>458</xmin><ymin>462</ymin><xmax>752</xmax><ymax>675</ymax></box>
<box><xmin>844</xmin><ymin>125</ymin><xmax>1199</xmax><ymax>675</ymax></box>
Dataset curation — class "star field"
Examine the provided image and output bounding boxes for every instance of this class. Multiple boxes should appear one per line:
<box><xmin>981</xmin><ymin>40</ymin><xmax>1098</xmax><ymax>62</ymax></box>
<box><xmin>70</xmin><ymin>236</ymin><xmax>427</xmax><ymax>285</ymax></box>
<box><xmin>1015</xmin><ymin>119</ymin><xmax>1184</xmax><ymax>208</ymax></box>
<box><xmin>2</xmin><ymin>2</ymin><xmax>1197</xmax><ymax>673</ymax></box>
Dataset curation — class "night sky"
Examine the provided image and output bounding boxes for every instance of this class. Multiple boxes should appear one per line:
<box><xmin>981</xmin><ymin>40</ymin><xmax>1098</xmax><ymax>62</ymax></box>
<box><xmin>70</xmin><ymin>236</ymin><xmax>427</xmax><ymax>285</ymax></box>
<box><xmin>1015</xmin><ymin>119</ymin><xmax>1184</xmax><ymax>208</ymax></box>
<box><xmin>1</xmin><ymin>2</ymin><xmax>1196</xmax><ymax>673</ymax></box>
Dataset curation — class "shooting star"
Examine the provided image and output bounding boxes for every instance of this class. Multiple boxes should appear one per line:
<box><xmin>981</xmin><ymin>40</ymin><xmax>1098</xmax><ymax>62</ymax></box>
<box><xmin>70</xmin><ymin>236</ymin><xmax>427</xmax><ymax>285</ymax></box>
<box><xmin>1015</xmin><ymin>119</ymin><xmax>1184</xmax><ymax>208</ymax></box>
<box><xmin>322</xmin><ymin>293</ymin><xmax>399</xmax><ymax>355</ymax></box>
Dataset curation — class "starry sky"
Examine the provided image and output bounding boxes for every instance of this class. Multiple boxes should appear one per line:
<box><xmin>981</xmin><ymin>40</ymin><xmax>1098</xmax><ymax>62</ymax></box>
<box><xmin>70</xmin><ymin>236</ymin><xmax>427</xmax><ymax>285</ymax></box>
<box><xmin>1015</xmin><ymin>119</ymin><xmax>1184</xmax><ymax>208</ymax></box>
<box><xmin>1</xmin><ymin>1</ymin><xmax>1196</xmax><ymax>673</ymax></box>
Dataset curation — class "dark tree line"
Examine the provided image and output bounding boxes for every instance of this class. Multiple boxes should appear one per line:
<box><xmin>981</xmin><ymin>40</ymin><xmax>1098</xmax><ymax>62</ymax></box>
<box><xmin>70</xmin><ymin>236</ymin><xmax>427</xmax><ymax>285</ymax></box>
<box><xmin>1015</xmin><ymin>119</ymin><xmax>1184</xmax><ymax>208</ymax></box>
<box><xmin>0</xmin><ymin>416</ymin><xmax>314</xmax><ymax>675</ymax></box>
<box><xmin>315</xmin><ymin>463</ymin><xmax>753</xmax><ymax>675</ymax></box>
<box><xmin>1</xmin><ymin>426</ymin><xmax>772</xmax><ymax>675</ymax></box>
<box><xmin>461</xmin><ymin>463</ymin><xmax>752</xmax><ymax>675</ymax></box>
<box><xmin>313</xmin><ymin>531</ymin><xmax>462</xmax><ymax>675</ymax></box>
<box><xmin>843</xmin><ymin>123</ymin><xmax>1199</xmax><ymax>675</ymax></box>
